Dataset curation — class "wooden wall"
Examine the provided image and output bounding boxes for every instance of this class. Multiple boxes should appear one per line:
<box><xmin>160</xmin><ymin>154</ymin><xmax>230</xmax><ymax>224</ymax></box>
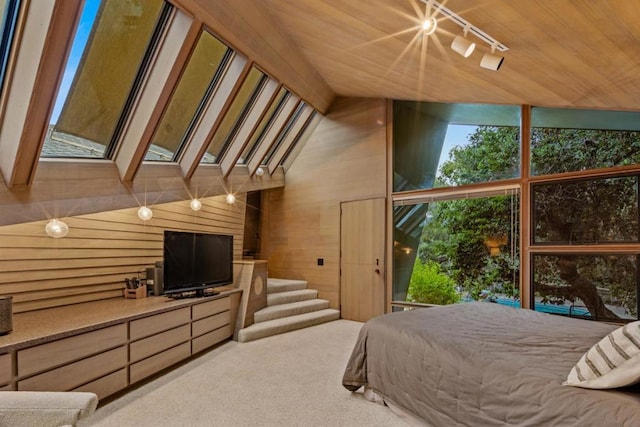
<box><xmin>262</xmin><ymin>97</ymin><xmax>387</xmax><ymax>309</ymax></box>
<box><xmin>0</xmin><ymin>194</ymin><xmax>246</xmax><ymax>313</ymax></box>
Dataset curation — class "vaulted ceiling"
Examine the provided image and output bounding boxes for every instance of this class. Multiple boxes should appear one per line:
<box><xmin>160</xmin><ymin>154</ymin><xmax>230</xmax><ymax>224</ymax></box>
<box><xmin>263</xmin><ymin>0</ymin><xmax>640</xmax><ymax>111</ymax></box>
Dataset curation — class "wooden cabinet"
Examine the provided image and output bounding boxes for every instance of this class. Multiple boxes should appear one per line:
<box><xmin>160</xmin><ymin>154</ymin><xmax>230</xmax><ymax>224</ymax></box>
<box><xmin>0</xmin><ymin>353</ymin><xmax>11</xmax><ymax>386</ymax></box>
<box><xmin>0</xmin><ymin>290</ymin><xmax>240</xmax><ymax>400</ymax></box>
<box><xmin>17</xmin><ymin>324</ymin><xmax>127</xmax><ymax>377</ymax></box>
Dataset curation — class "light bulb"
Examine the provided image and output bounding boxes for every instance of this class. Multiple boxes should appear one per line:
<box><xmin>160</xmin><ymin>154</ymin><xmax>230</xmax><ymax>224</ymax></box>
<box><xmin>225</xmin><ymin>193</ymin><xmax>236</xmax><ymax>204</ymax></box>
<box><xmin>45</xmin><ymin>219</ymin><xmax>69</xmax><ymax>238</ymax></box>
<box><xmin>422</xmin><ymin>16</ymin><xmax>437</xmax><ymax>35</ymax></box>
<box><xmin>137</xmin><ymin>206</ymin><xmax>153</xmax><ymax>221</ymax></box>
<box><xmin>190</xmin><ymin>199</ymin><xmax>202</xmax><ymax>211</ymax></box>
<box><xmin>255</xmin><ymin>167</ymin><xmax>264</xmax><ymax>177</ymax></box>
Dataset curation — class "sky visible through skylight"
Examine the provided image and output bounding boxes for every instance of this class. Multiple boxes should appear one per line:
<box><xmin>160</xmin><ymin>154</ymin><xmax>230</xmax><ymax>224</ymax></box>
<box><xmin>50</xmin><ymin>0</ymin><xmax>100</xmax><ymax>123</ymax></box>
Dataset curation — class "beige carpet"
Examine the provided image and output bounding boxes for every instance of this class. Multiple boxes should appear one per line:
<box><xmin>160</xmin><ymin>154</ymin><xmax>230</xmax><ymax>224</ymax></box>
<box><xmin>79</xmin><ymin>320</ymin><xmax>407</xmax><ymax>427</ymax></box>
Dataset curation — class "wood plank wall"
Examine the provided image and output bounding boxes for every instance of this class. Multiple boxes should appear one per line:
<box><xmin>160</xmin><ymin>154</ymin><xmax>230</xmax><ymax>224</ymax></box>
<box><xmin>262</xmin><ymin>97</ymin><xmax>387</xmax><ymax>309</ymax></box>
<box><xmin>0</xmin><ymin>194</ymin><xmax>246</xmax><ymax>313</ymax></box>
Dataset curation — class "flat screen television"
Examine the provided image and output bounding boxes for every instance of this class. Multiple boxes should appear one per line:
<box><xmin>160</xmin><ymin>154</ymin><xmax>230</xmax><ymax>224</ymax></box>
<box><xmin>163</xmin><ymin>230</ymin><xmax>233</xmax><ymax>297</ymax></box>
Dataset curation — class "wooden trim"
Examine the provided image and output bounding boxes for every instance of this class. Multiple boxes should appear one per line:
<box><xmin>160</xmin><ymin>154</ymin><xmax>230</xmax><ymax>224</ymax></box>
<box><xmin>385</xmin><ymin>98</ymin><xmax>393</xmax><ymax>314</ymax></box>
<box><xmin>0</xmin><ymin>0</ymin><xmax>82</xmax><ymax>187</ymax></box>
<box><xmin>520</xmin><ymin>105</ymin><xmax>532</xmax><ymax>309</ymax></box>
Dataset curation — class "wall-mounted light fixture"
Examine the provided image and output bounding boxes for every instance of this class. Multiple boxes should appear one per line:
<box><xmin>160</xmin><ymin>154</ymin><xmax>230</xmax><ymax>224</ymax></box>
<box><xmin>225</xmin><ymin>193</ymin><xmax>236</xmax><ymax>204</ymax></box>
<box><xmin>255</xmin><ymin>167</ymin><xmax>265</xmax><ymax>177</ymax></box>
<box><xmin>190</xmin><ymin>199</ymin><xmax>202</xmax><ymax>211</ymax></box>
<box><xmin>137</xmin><ymin>206</ymin><xmax>153</xmax><ymax>221</ymax></box>
<box><xmin>45</xmin><ymin>219</ymin><xmax>69</xmax><ymax>238</ymax></box>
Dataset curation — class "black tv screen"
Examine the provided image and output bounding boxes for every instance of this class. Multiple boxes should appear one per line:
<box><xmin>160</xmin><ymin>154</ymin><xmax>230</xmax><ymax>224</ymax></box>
<box><xmin>163</xmin><ymin>231</ymin><xmax>233</xmax><ymax>296</ymax></box>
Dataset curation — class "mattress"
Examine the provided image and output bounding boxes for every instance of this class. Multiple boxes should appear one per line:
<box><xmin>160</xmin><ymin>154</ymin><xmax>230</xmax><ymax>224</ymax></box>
<box><xmin>342</xmin><ymin>302</ymin><xmax>640</xmax><ymax>426</ymax></box>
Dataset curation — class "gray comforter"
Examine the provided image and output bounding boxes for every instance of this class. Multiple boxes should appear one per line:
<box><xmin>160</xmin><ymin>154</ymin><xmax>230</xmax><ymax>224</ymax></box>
<box><xmin>342</xmin><ymin>302</ymin><xmax>640</xmax><ymax>426</ymax></box>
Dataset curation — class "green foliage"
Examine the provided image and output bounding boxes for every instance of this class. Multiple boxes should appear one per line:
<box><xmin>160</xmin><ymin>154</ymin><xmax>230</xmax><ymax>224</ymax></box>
<box><xmin>407</xmin><ymin>259</ymin><xmax>460</xmax><ymax>305</ymax></box>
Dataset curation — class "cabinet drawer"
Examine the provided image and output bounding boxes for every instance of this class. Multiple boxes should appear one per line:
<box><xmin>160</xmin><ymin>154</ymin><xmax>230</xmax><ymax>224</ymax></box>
<box><xmin>18</xmin><ymin>324</ymin><xmax>126</xmax><ymax>377</ymax></box>
<box><xmin>130</xmin><ymin>324</ymin><xmax>191</xmax><ymax>363</ymax></box>
<box><xmin>192</xmin><ymin>297</ymin><xmax>229</xmax><ymax>321</ymax></box>
<box><xmin>192</xmin><ymin>311</ymin><xmax>230</xmax><ymax>338</ymax></box>
<box><xmin>130</xmin><ymin>342</ymin><xmax>190</xmax><ymax>384</ymax></box>
<box><xmin>130</xmin><ymin>307</ymin><xmax>190</xmax><ymax>340</ymax></box>
<box><xmin>192</xmin><ymin>324</ymin><xmax>231</xmax><ymax>354</ymax></box>
<box><xmin>18</xmin><ymin>346</ymin><xmax>127</xmax><ymax>392</ymax></box>
<box><xmin>74</xmin><ymin>368</ymin><xmax>127</xmax><ymax>400</ymax></box>
<box><xmin>0</xmin><ymin>353</ymin><xmax>11</xmax><ymax>385</ymax></box>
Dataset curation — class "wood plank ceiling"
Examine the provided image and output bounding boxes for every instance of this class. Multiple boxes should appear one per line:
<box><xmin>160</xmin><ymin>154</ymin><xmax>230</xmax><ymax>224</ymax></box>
<box><xmin>262</xmin><ymin>0</ymin><xmax>640</xmax><ymax>111</ymax></box>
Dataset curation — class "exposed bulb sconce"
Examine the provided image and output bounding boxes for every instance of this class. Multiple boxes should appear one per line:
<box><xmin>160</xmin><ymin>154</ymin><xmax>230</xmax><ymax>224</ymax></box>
<box><xmin>45</xmin><ymin>219</ymin><xmax>69</xmax><ymax>238</ymax></box>
<box><xmin>137</xmin><ymin>206</ymin><xmax>153</xmax><ymax>221</ymax></box>
<box><xmin>421</xmin><ymin>16</ymin><xmax>437</xmax><ymax>35</ymax></box>
<box><xmin>190</xmin><ymin>199</ymin><xmax>202</xmax><ymax>211</ymax></box>
<box><xmin>225</xmin><ymin>193</ymin><xmax>236</xmax><ymax>204</ymax></box>
<box><xmin>451</xmin><ymin>28</ymin><xmax>475</xmax><ymax>58</ymax></box>
<box><xmin>480</xmin><ymin>45</ymin><xmax>504</xmax><ymax>71</ymax></box>
<box><xmin>255</xmin><ymin>167</ymin><xmax>265</xmax><ymax>177</ymax></box>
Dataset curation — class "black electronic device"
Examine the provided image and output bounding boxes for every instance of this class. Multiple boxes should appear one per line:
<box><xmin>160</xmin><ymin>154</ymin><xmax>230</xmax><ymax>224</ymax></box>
<box><xmin>162</xmin><ymin>230</ymin><xmax>233</xmax><ymax>297</ymax></box>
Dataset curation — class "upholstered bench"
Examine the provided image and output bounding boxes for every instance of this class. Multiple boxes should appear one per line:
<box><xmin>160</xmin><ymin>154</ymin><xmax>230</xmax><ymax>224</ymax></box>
<box><xmin>0</xmin><ymin>391</ymin><xmax>98</xmax><ymax>427</ymax></box>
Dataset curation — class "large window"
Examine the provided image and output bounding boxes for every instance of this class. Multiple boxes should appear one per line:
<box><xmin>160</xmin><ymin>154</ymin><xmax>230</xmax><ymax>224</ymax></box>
<box><xmin>41</xmin><ymin>0</ymin><xmax>168</xmax><ymax>159</ymax></box>
<box><xmin>0</xmin><ymin>0</ymin><xmax>20</xmax><ymax>93</ymax></box>
<box><xmin>393</xmin><ymin>102</ymin><xmax>640</xmax><ymax>323</ymax></box>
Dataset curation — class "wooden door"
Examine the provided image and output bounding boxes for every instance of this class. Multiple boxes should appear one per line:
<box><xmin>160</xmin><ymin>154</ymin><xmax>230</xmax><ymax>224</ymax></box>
<box><xmin>340</xmin><ymin>197</ymin><xmax>385</xmax><ymax>322</ymax></box>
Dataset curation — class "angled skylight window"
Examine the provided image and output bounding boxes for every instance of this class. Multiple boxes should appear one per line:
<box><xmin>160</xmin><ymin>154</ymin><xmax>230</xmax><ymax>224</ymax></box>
<box><xmin>41</xmin><ymin>0</ymin><xmax>168</xmax><ymax>159</ymax></box>
<box><xmin>263</xmin><ymin>101</ymin><xmax>307</xmax><ymax>165</ymax></box>
<box><xmin>144</xmin><ymin>30</ymin><xmax>231</xmax><ymax>162</ymax></box>
<box><xmin>237</xmin><ymin>87</ymin><xmax>290</xmax><ymax>165</ymax></box>
<box><xmin>0</xmin><ymin>0</ymin><xmax>20</xmax><ymax>93</ymax></box>
<box><xmin>200</xmin><ymin>66</ymin><xmax>266</xmax><ymax>164</ymax></box>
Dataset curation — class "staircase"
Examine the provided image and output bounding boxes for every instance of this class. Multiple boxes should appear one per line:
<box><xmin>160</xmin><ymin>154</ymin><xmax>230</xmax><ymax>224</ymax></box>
<box><xmin>236</xmin><ymin>278</ymin><xmax>340</xmax><ymax>342</ymax></box>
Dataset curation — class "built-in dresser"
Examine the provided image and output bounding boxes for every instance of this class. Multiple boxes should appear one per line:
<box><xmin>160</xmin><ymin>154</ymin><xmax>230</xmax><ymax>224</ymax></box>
<box><xmin>0</xmin><ymin>288</ymin><xmax>241</xmax><ymax>399</ymax></box>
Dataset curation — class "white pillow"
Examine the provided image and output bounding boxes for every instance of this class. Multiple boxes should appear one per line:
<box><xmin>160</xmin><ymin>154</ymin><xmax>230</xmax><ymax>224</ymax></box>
<box><xmin>564</xmin><ymin>321</ymin><xmax>640</xmax><ymax>389</ymax></box>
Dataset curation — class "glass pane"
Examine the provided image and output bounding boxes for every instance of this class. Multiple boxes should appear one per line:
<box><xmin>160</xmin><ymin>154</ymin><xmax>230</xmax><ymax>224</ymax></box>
<box><xmin>42</xmin><ymin>0</ymin><xmax>166</xmax><ymax>159</ymax></box>
<box><xmin>531</xmin><ymin>107</ymin><xmax>640</xmax><ymax>176</ymax></box>
<box><xmin>393</xmin><ymin>193</ymin><xmax>520</xmax><ymax>308</ymax></box>
<box><xmin>145</xmin><ymin>31</ymin><xmax>230</xmax><ymax>161</ymax></box>
<box><xmin>263</xmin><ymin>101</ymin><xmax>306</xmax><ymax>164</ymax></box>
<box><xmin>0</xmin><ymin>0</ymin><xmax>19</xmax><ymax>91</ymax></box>
<box><xmin>202</xmin><ymin>66</ymin><xmax>265</xmax><ymax>163</ymax></box>
<box><xmin>532</xmin><ymin>254</ymin><xmax>638</xmax><ymax>322</ymax></box>
<box><xmin>393</xmin><ymin>101</ymin><xmax>520</xmax><ymax>192</ymax></box>
<box><xmin>237</xmin><ymin>87</ymin><xmax>289</xmax><ymax>164</ymax></box>
<box><xmin>533</xmin><ymin>176</ymin><xmax>639</xmax><ymax>244</ymax></box>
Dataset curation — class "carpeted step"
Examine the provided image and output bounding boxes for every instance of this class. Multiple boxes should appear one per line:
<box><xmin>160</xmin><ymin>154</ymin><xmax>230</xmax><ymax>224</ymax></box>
<box><xmin>254</xmin><ymin>299</ymin><xmax>330</xmax><ymax>323</ymax></box>
<box><xmin>267</xmin><ymin>278</ymin><xmax>308</xmax><ymax>294</ymax></box>
<box><xmin>267</xmin><ymin>289</ymin><xmax>317</xmax><ymax>306</ymax></box>
<box><xmin>237</xmin><ymin>309</ymin><xmax>340</xmax><ymax>342</ymax></box>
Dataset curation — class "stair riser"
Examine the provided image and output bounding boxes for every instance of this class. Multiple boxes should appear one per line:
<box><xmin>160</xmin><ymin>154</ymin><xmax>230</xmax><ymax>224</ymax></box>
<box><xmin>238</xmin><ymin>311</ymin><xmax>340</xmax><ymax>343</ymax></box>
<box><xmin>267</xmin><ymin>290</ymin><xmax>317</xmax><ymax>306</ymax></box>
<box><xmin>267</xmin><ymin>283</ymin><xmax>307</xmax><ymax>294</ymax></box>
<box><xmin>254</xmin><ymin>300</ymin><xmax>330</xmax><ymax>323</ymax></box>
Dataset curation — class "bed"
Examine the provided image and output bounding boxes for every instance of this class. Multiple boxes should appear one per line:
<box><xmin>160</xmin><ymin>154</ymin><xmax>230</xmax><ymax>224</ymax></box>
<box><xmin>342</xmin><ymin>302</ymin><xmax>640</xmax><ymax>426</ymax></box>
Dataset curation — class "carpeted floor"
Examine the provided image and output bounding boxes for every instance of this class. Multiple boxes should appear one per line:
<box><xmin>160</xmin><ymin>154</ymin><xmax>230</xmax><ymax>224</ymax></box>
<box><xmin>79</xmin><ymin>320</ymin><xmax>407</xmax><ymax>426</ymax></box>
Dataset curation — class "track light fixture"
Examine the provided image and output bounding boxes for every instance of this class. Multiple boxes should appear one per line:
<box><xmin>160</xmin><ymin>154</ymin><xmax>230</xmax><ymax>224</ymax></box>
<box><xmin>480</xmin><ymin>45</ymin><xmax>504</xmax><ymax>71</ymax></box>
<box><xmin>421</xmin><ymin>16</ymin><xmax>437</xmax><ymax>35</ymax></box>
<box><xmin>451</xmin><ymin>29</ymin><xmax>475</xmax><ymax>58</ymax></box>
<box><xmin>420</xmin><ymin>0</ymin><xmax>508</xmax><ymax>69</ymax></box>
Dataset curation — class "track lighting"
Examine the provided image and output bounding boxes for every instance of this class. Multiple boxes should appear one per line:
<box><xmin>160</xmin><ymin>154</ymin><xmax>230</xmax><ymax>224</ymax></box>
<box><xmin>480</xmin><ymin>49</ymin><xmax>504</xmax><ymax>71</ymax></box>
<box><xmin>422</xmin><ymin>16</ymin><xmax>437</xmax><ymax>36</ymax></box>
<box><xmin>190</xmin><ymin>199</ymin><xmax>202</xmax><ymax>211</ymax></box>
<box><xmin>137</xmin><ymin>206</ymin><xmax>153</xmax><ymax>221</ymax></box>
<box><xmin>451</xmin><ymin>33</ymin><xmax>475</xmax><ymax>58</ymax></box>
<box><xmin>45</xmin><ymin>219</ymin><xmax>69</xmax><ymax>238</ymax></box>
